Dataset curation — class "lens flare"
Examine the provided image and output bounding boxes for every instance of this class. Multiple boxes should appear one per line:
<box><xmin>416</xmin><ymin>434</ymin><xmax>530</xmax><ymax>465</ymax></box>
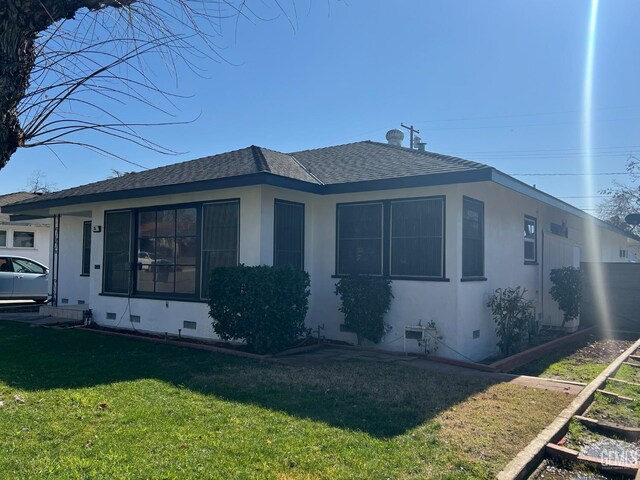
<box><xmin>582</xmin><ymin>0</ymin><xmax>611</xmax><ymax>336</ymax></box>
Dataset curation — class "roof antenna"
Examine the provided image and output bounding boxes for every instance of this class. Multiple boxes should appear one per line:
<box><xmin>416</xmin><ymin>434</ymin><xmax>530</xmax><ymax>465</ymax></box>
<box><xmin>400</xmin><ymin>123</ymin><xmax>421</xmax><ymax>150</ymax></box>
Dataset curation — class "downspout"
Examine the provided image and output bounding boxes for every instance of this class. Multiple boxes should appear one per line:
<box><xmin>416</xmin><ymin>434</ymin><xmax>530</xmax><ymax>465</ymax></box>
<box><xmin>51</xmin><ymin>214</ymin><xmax>60</xmax><ymax>306</ymax></box>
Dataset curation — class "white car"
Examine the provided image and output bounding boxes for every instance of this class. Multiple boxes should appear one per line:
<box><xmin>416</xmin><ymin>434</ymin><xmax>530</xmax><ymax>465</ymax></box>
<box><xmin>0</xmin><ymin>255</ymin><xmax>49</xmax><ymax>303</ymax></box>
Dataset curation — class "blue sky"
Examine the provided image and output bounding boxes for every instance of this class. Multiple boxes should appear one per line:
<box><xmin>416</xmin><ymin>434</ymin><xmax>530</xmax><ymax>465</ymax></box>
<box><xmin>3</xmin><ymin>0</ymin><xmax>640</xmax><ymax>213</ymax></box>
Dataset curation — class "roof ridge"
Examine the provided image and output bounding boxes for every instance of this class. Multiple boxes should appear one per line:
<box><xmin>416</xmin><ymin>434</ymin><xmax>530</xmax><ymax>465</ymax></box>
<box><xmin>363</xmin><ymin>140</ymin><xmax>489</xmax><ymax>168</ymax></box>
<box><xmin>288</xmin><ymin>154</ymin><xmax>325</xmax><ymax>186</ymax></box>
<box><xmin>251</xmin><ymin>145</ymin><xmax>270</xmax><ymax>173</ymax></box>
<box><xmin>289</xmin><ymin>140</ymin><xmax>369</xmax><ymax>155</ymax></box>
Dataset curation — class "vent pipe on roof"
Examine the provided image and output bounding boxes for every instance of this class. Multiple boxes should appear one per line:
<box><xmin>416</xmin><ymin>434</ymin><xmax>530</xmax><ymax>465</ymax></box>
<box><xmin>385</xmin><ymin>129</ymin><xmax>404</xmax><ymax>147</ymax></box>
<box><xmin>417</xmin><ymin>142</ymin><xmax>426</xmax><ymax>152</ymax></box>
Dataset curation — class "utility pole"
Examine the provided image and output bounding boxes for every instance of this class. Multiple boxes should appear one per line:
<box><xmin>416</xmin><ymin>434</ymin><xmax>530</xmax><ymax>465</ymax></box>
<box><xmin>400</xmin><ymin>123</ymin><xmax>420</xmax><ymax>149</ymax></box>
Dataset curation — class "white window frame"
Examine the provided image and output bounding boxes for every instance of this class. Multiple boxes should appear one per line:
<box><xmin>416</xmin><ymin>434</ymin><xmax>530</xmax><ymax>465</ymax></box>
<box><xmin>12</xmin><ymin>230</ymin><xmax>35</xmax><ymax>249</ymax></box>
<box><xmin>524</xmin><ymin>216</ymin><xmax>537</xmax><ymax>264</ymax></box>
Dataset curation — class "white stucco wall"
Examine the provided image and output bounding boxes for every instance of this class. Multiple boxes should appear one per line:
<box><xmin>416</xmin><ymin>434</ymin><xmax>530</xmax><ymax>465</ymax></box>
<box><xmin>45</xmin><ymin>180</ymin><xmax>639</xmax><ymax>361</ymax></box>
<box><xmin>0</xmin><ymin>222</ymin><xmax>51</xmax><ymax>267</ymax></box>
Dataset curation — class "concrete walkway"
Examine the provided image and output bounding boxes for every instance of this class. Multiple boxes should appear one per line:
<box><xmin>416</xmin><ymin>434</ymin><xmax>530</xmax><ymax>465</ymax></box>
<box><xmin>0</xmin><ymin>312</ymin><xmax>81</xmax><ymax>326</ymax></box>
<box><xmin>278</xmin><ymin>347</ymin><xmax>584</xmax><ymax>396</ymax></box>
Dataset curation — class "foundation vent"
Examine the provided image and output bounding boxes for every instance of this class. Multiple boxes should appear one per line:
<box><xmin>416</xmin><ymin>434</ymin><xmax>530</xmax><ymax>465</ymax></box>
<box><xmin>130</xmin><ymin>315</ymin><xmax>141</xmax><ymax>323</ymax></box>
<box><xmin>61</xmin><ymin>298</ymin><xmax>69</xmax><ymax>304</ymax></box>
<box><xmin>106</xmin><ymin>312</ymin><xmax>116</xmax><ymax>320</ymax></box>
<box><xmin>472</xmin><ymin>329</ymin><xmax>480</xmax><ymax>339</ymax></box>
<box><xmin>78</xmin><ymin>300</ymin><xmax>85</xmax><ymax>305</ymax></box>
<box><xmin>183</xmin><ymin>321</ymin><xmax>197</xmax><ymax>330</ymax></box>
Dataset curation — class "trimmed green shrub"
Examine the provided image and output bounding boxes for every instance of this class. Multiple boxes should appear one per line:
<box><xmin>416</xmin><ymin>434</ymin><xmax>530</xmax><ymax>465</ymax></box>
<box><xmin>549</xmin><ymin>266</ymin><xmax>583</xmax><ymax>325</ymax></box>
<box><xmin>335</xmin><ymin>276</ymin><xmax>393</xmax><ymax>345</ymax></box>
<box><xmin>208</xmin><ymin>265</ymin><xmax>310</xmax><ymax>354</ymax></box>
<box><xmin>487</xmin><ymin>286</ymin><xmax>534</xmax><ymax>357</ymax></box>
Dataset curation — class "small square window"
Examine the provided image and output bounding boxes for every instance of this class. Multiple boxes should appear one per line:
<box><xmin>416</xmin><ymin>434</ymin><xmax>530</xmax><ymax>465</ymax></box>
<box><xmin>13</xmin><ymin>231</ymin><xmax>34</xmax><ymax>248</ymax></box>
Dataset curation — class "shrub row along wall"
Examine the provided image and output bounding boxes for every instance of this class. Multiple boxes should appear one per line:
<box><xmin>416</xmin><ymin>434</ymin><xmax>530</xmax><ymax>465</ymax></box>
<box><xmin>581</xmin><ymin>262</ymin><xmax>640</xmax><ymax>332</ymax></box>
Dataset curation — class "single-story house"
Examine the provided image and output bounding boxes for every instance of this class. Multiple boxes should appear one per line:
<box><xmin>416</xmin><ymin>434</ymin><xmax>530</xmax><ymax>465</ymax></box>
<box><xmin>0</xmin><ymin>192</ymin><xmax>51</xmax><ymax>268</ymax></box>
<box><xmin>4</xmin><ymin>132</ymin><xmax>639</xmax><ymax>360</ymax></box>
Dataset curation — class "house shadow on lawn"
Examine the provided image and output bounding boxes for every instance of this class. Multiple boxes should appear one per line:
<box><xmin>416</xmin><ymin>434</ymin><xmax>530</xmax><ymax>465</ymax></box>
<box><xmin>0</xmin><ymin>322</ymin><xmax>507</xmax><ymax>439</ymax></box>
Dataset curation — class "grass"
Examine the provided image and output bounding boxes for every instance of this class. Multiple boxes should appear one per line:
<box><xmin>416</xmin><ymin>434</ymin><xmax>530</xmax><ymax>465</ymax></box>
<box><xmin>0</xmin><ymin>322</ymin><xmax>572</xmax><ymax>479</ymax></box>
<box><xmin>512</xmin><ymin>335</ymin><xmax>632</xmax><ymax>383</ymax></box>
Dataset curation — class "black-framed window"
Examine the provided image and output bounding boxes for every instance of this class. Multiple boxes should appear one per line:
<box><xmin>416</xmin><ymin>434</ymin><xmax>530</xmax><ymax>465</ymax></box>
<box><xmin>103</xmin><ymin>200</ymin><xmax>239</xmax><ymax>300</ymax></box>
<box><xmin>336</xmin><ymin>196</ymin><xmax>446</xmax><ymax>279</ymax></box>
<box><xmin>201</xmin><ymin>201</ymin><xmax>240</xmax><ymax>298</ymax></box>
<box><xmin>524</xmin><ymin>216</ymin><xmax>537</xmax><ymax>263</ymax></box>
<box><xmin>390</xmin><ymin>198</ymin><xmax>444</xmax><ymax>277</ymax></box>
<box><xmin>462</xmin><ymin>197</ymin><xmax>484</xmax><ymax>278</ymax></box>
<box><xmin>336</xmin><ymin>202</ymin><xmax>384</xmax><ymax>275</ymax></box>
<box><xmin>136</xmin><ymin>207</ymin><xmax>198</xmax><ymax>295</ymax></box>
<box><xmin>104</xmin><ymin>210</ymin><xmax>132</xmax><ymax>294</ymax></box>
<box><xmin>82</xmin><ymin>221</ymin><xmax>92</xmax><ymax>276</ymax></box>
<box><xmin>274</xmin><ymin>200</ymin><xmax>304</xmax><ymax>270</ymax></box>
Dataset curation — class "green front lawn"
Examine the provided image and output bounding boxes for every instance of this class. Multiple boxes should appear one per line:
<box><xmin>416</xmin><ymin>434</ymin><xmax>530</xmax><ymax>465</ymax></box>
<box><xmin>0</xmin><ymin>322</ymin><xmax>571</xmax><ymax>479</ymax></box>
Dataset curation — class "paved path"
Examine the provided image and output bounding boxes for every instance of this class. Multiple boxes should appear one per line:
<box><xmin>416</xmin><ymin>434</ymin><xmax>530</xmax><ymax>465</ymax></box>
<box><xmin>278</xmin><ymin>347</ymin><xmax>584</xmax><ymax>395</ymax></box>
<box><xmin>0</xmin><ymin>313</ymin><xmax>80</xmax><ymax>326</ymax></box>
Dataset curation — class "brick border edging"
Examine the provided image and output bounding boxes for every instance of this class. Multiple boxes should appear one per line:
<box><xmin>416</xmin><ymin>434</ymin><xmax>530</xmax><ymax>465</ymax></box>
<box><xmin>496</xmin><ymin>335</ymin><xmax>640</xmax><ymax>480</ymax></box>
<box><xmin>491</xmin><ymin>326</ymin><xmax>597</xmax><ymax>373</ymax></box>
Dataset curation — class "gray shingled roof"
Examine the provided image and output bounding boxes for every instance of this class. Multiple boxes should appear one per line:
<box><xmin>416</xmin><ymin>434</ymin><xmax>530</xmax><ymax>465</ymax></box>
<box><xmin>291</xmin><ymin>141</ymin><xmax>487</xmax><ymax>184</ymax></box>
<box><xmin>0</xmin><ymin>192</ymin><xmax>38</xmax><ymax>221</ymax></box>
<box><xmin>5</xmin><ymin>141</ymin><xmax>487</xmax><ymax>209</ymax></box>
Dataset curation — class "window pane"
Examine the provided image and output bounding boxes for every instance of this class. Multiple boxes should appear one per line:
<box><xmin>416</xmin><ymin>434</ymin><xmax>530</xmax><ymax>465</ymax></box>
<box><xmin>154</xmin><ymin>265</ymin><xmax>175</xmax><ymax>293</ymax></box>
<box><xmin>524</xmin><ymin>217</ymin><xmax>537</xmax><ymax>262</ymax></box>
<box><xmin>176</xmin><ymin>237</ymin><xmax>197</xmax><ymax>265</ymax></box>
<box><xmin>525</xmin><ymin>241</ymin><xmax>536</xmax><ymax>261</ymax></box>
<box><xmin>177</xmin><ymin>208</ymin><xmax>197</xmax><ymax>236</ymax></box>
<box><xmin>337</xmin><ymin>203</ymin><xmax>383</xmax><ymax>275</ymax></box>
<box><xmin>13</xmin><ymin>231</ymin><xmax>34</xmax><ymax>248</ymax></box>
<box><xmin>138</xmin><ymin>211</ymin><xmax>156</xmax><ymax>238</ymax></box>
<box><xmin>390</xmin><ymin>199</ymin><xmax>444</xmax><ymax>277</ymax></box>
<box><xmin>274</xmin><ymin>201</ymin><xmax>304</xmax><ymax>270</ymax></box>
<box><xmin>104</xmin><ymin>211</ymin><xmax>132</xmax><ymax>294</ymax></box>
<box><xmin>155</xmin><ymin>237</ymin><xmax>176</xmax><ymax>264</ymax></box>
<box><xmin>462</xmin><ymin>199</ymin><xmax>484</xmax><ymax>277</ymax></box>
<box><xmin>0</xmin><ymin>231</ymin><xmax>6</xmax><ymax>247</ymax></box>
<box><xmin>201</xmin><ymin>202</ymin><xmax>239</xmax><ymax>296</ymax></box>
<box><xmin>82</xmin><ymin>221</ymin><xmax>92</xmax><ymax>275</ymax></box>
<box><xmin>175</xmin><ymin>266</ymin><xmax>196</xmax><ymax>294</ymax></box>
<box><xmin>156</xmin><ymin>210</ymin><xmax>176</xmax><ymax>237</ymax></box>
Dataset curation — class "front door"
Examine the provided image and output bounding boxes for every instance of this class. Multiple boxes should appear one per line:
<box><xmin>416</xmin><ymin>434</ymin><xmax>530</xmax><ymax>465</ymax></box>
<box><xmin>0</xmin><ymin>257</ymin><xmax>15</xmax><ymax>299</ymax></box>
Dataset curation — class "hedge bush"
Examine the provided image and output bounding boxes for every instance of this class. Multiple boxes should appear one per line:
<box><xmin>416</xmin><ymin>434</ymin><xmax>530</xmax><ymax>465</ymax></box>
<box><xmin>487</xmin><ymin>286</ymin><xmax>534</xmax><ymax>357</ymax></box>
<box><xmin>208</xmin><ymin>265</ymin><xmax>310</xmax><ymax>354</ymax></box>
<box><xmin>549</xmin><ymin>266</ymin><xmax>583</xmax><ymax>325</ymax></box>
<box><xmin>335</xmin><ymin>276</ymin><xmax>393</xmax><ymax>345</ymax></box>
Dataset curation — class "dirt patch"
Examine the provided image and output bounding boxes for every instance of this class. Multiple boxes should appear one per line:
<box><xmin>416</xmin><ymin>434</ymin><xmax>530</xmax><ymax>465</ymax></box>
<box><xmin>564</xmin><ymin>339</ymin><xmax>632</xmax><ymax>366</ymax></box>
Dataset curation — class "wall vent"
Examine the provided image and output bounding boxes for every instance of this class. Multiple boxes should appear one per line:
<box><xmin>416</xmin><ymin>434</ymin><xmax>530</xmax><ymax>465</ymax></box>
<box><xmin>61</xmin><ymin>298</ymin><xmax>69</xmax><ymax>304</ymax></box>
<box><xmin>472</xmin><ymin>329</ymin><xmax>480</xmax><ymax>339</ymax></box>
<box><xmin>130</xmin><ymin>315</ymin><xmax>141</xmax><ymax>323</ymax></box>
<box><xmin>183</xmin><ymin>321</ymin><xmax>197</xmax><ymax>330</ymax></box>
<box><xmin>78</xmin><ymin>300</ymin><xmax>85</xmax><ymax>305</ymax></box>
<box><xmin>106</xmin><ymin>312</ymin><xmax>116</xmax><ymax>320</ymax></box>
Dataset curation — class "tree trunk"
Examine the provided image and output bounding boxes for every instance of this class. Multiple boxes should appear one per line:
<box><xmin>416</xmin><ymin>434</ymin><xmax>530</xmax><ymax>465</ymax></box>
<box><xmin>0</xmin><ymin>0</ymin><xmax>135</xmax><ymax>168</ymax></box>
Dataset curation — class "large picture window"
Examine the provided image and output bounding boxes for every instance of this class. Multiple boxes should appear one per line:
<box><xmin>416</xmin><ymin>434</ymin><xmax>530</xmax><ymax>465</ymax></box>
<box><xmin>462</xmin><ymin>197</ymin><xmax>484</xmax><ymax>278</ymax></box>
<box><xmin>274</xmin><ymin>200</ymin><xmax>304</xmax><ymax>270</ymax></box>
<box><xmin>103</xmin><ymin>200</ymin><xmax>239</xmax><ymax>300</ymax></box>
<box><xmin>336</xmin><ymin>197</ymin><xmax>446</xmax><ymax>279</ymax></box>
<box><xmin>524</xmin><ymin>216</ymin><xmax>537</xmax><ymax>263</ymax></box>
<box><xmin>390</xmin><ymin>198</ymin><xmax>444</xmax><ymax>278</ymax></box>
<box><xmin>136</xmin><ymin>207</ymin><xmax>198</xmax><ymax>295</ymax></box>
<box><xmin>336</xmin><ymin>202</ymin><xmax>383</xmax><ymax>275</ymax></box>
<box><xmin>104</xmin><ymin>210</ymin><xmax>132</xmax><ymax>294</ymax></box>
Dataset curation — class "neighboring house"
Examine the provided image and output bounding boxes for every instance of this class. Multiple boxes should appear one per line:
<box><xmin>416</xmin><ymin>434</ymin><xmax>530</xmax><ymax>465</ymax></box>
<box><xmin>0</xmin><ymin>192</ymin><xmax>51</xmax><ymax>268</ymax></box>
<box><xmin>4</xmin><ymin>133</ymin><xmax>639</xmax><ymax>360</ymax></box>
